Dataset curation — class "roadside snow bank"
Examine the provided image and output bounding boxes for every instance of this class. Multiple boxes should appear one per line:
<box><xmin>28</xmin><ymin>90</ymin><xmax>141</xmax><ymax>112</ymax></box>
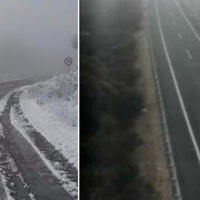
<box><xmin>20</xmin><ymin>72</ymin><xmax>78</xmax><ymax>169</ymax></box>
<box><xmin>1</xmin><ymin>173</ymin><xmax>15</xmax><ymax>200</ymax></box>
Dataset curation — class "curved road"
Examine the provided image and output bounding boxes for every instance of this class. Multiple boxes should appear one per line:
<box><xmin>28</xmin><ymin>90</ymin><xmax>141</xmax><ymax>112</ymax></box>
<box><xmin>0</xmin><ymin>79</ymin><xmax>34</xmax><ymax>100</ymax></box>
<box><xmin>0</xmin><ymin>78</ymin><xmax>36</xmax><ymax>200</ymax></box>
<box><xmin>0</xmin><ymin>78</ymin><xmax>75</xmax><ymax>200</ymax></box>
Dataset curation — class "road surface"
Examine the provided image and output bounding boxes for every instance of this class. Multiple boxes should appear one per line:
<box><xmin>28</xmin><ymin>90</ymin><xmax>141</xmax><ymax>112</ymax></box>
<box><xmin>148</xmin><ymin>0</ymin><xmax>200</xmax><ymax>199</ymax></box>
<box><xmin>0</xmin><ymin>78</ymin><xmax>76</xmax><ymax>200</ymax></box>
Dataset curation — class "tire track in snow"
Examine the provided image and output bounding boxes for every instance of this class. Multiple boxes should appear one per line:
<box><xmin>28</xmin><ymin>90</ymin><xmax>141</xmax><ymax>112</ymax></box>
<box><xmin>0</xmin><ymin>92</ymin><xmax>73</xmax><ymax>200</ymax></box>
<box><xmin>12</xmin><ymin>91</ymin><xmax>78</xmax><ymax>197</ymax></box>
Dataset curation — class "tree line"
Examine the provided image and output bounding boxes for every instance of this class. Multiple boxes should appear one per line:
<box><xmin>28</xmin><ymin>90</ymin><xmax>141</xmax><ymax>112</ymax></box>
<box><xmin>80</xmin><ymin>0</ymin><xmax>160</xmax><ymax>199</ymax></box>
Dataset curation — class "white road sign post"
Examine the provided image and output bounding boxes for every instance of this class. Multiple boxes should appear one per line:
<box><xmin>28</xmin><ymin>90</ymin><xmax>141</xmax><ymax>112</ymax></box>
<box><xmin>64</xmin><ymin>57</ymin><xmax>73</xmax><ymax>73</ymax></box>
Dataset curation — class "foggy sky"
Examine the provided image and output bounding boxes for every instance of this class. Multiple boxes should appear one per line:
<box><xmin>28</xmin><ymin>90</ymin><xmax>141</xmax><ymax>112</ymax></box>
<box><xmin>0</xmin><ymin>0</ymin><xmax>78</xmax><ymax>78</ymax></box>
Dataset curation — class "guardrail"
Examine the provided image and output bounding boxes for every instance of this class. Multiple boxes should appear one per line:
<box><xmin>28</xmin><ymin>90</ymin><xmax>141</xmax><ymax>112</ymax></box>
<box><xmin>147</xmin><ymin>12</ymin><xmax>182</xmax><ymax>200</ymax></box>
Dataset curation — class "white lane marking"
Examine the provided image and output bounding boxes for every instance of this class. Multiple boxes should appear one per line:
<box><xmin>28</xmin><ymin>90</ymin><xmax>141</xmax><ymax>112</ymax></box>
<box><xmin>174</xmin><ymin>0</ymin><xmax>200</xmax><ymax>43</ymax></box>
<box><xmin>155</xmin><ymin>0</ymin><xmax>200</xmax><ymax>167</ymax></box>
<box><xmin>148</xmin><ymin>19</ymin><xmax>182</xmax><ymax>199</ymax></box>
<box><xmin>178</xmin><ymin>32</ymin><xmax>182</xmax><ymax>40</ymax></box>
<box><xmin>186</xmin><ymin>49</ymin><xmax>193</xmax><ymax>60</ymax></box>
<box><xmin>173</xmin><ymin>21</ymin><xmax>176</xmax><ymax>25</ymax></box>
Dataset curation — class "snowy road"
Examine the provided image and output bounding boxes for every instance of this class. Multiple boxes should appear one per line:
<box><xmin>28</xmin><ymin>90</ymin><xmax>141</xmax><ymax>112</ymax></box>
<box><xmin>0</xmin><ymin>79</ymin><xmax>33</xmax><ymax>100</ymax></box>
<box><xmin>0</xmin><ymin>79</ymin><xmax>35</xmax><ymax>200</ymax></box>
<box><xmin>0</xmin><ymin>79</ymin><xmax>77</xmax><ymax>200</ymax></box>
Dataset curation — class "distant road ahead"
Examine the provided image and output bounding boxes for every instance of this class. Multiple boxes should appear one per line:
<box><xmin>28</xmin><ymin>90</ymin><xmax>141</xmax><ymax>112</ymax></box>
<box><xmin>0</xmin><ymin>78</ymin><xmax>35</xmax><ymax>99</ymax></box>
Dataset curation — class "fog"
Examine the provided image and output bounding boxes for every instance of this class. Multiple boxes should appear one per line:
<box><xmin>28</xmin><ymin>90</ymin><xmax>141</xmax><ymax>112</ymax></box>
<box><xmin>0</xmin><ymin>0</ymin><xmax>78</xmax><ymax>80</ymax></box>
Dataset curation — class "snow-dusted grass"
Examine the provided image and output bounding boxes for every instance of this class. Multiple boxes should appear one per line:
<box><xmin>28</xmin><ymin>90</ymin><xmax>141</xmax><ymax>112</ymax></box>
<box><xmin>20</xmin><ymin>72</ymin><xmax>78</xmax><ymax>168</ymax></box>
<box><xmin>1</xmin><ymin>174</ymin><xmax>15</xmax><ymax>200</ymax></box>
<box><xmin>0</xmin><ymin>153</ymin><xmax>18</xmax><ymax>200</ymax></box>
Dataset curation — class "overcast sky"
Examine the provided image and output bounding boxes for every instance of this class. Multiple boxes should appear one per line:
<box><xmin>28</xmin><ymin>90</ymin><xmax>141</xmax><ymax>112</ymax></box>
<box><xmin>0</xmin><ymin>0</ymin><xmax>78</xmax><ymax>78</ymax></box>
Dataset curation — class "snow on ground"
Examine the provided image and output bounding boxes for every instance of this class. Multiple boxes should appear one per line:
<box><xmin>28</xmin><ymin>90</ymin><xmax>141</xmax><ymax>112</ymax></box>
<box><xmin>10</xmin><ymin>72</ymin><xmax>78</xmax><ymax>196</ymax></box>
<box><xmin>0</xmin><ymin>156</ymin><xmax>16</xmax><ymax>200</ymax></box>
<box><xmin>1</xmin><ymin>174</ymin><xmax>15</xmax><ymax>200</ymax></box>
<box><xmin>0</xmin><ymin>123</ymin><xmax>5</xmax><ymax>138</ymax></box>
<box><xmin>0</xmin><ymin>91</ymin><xmax>14</xmax><ymax>115</ymax></box>
<box><xmin>11</xmin><ymin>107</ymin><xmax>77</xmax><ymax>196</ymax></box>
<box><xmin>0</xmin><ymin>85</ymin><xmax>30</xmax><ymax>116</ymax></box>
<box><xmin>0</xmin><ymin>72</ymin><xmax>78</xmax><ymax>197</ymax></box>
<box><xmin>19</xmin><ymin>72</ymin><xmax>78</xmax><ymax>168</ymax></box>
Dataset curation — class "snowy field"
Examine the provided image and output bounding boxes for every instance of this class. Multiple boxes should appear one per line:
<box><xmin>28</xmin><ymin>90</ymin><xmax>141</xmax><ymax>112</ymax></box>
<box><xmin>20</xmin><ymin>72</ymin><xmax>78</xmax><ymax>169</ymax></box>
<box><xmin>13</xmin><ymin>72</ymin><xmax>78</xmax><ymax>196</ymax></box>
<box><xmin>0</xmin><ymin>72</ymin><xmax>78</xmax><ymax>198</ymax></box>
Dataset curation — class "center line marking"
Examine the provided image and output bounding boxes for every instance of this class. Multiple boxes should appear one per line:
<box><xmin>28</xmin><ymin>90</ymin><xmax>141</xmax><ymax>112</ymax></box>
<box><xmin>186</xmin><ymin>49</ymin><xmax>193</xmax><ymax>60</ymax></box>
<box><xmin>178</xmin><ymin>32</ymin><xmax>182</xmax><ymax>40</ymax></box>
<box><xmin>174</xmin><ymin>0</ymin><xmax>200</xmax><ymax>43</ymax></box>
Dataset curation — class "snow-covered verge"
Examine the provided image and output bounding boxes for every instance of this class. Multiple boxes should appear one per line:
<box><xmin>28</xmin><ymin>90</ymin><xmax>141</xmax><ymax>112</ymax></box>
<box><xmin>1</xmin><ymin>170</ymin><xmax>15</xmax><ymax>200</ymax></box>
<box><xmin>20</xmin><ymin>72</ymin><xmax>78</xmax><ymax>168</ymax></box>
<box><xmin>0</xmin><ymin>143</ymin><xmax>31</xmax><ymax>200</ymax></box>
<box><xmin>12</xmin><ymin>72</ymin><xmax>78</xmax><ymax>196</ymax></box>
<box><xmin>11</xmin><ymin>107</ymin><xmax>77</xmax><ymax>197</ymax></box>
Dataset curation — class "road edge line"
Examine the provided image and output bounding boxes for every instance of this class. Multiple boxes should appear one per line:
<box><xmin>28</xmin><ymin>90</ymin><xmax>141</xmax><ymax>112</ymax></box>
<box><xmin>147</xmin><ymin>2</ymin><xmax>182</xmax><ymax>200</ymax></box>
<box><xmin>155</xmin><ymin>0</ymin><xmax>200</xmax><ymax>165</ymax></box>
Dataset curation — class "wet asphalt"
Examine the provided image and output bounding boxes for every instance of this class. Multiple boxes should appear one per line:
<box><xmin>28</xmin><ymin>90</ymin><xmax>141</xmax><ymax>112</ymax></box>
<box><xmin>149</xmin><ymin>0</ymin><xmax>200</xmax><ymax>199</ymax></box>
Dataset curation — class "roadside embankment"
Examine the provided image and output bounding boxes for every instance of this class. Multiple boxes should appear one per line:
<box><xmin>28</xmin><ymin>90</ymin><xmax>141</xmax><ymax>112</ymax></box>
<box><xmin>134</xmin><ymin>0</ymin><xmax>173</xmax><ymax>199</ymax></box>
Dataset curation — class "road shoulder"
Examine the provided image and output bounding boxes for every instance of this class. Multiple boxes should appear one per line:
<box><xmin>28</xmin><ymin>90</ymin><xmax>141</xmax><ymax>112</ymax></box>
<box><xmin>134</xmin><ymin>1</ymin><xmax>173</xmax><ymax>199</ymax></box>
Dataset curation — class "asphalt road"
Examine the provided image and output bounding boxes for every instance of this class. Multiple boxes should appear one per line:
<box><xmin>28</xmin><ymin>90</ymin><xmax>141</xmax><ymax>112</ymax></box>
<box><xmin>148</xmin><ymin>0</ymin><xmax>200</xmax><ymax>199</ymax></box>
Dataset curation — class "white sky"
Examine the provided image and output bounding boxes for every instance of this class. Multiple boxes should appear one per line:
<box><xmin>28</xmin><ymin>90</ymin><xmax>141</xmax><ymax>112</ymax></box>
<box><xmin>0</xmin><ymin>0</ymin><xmax>78</xmax><ymax>78</ymax></box>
